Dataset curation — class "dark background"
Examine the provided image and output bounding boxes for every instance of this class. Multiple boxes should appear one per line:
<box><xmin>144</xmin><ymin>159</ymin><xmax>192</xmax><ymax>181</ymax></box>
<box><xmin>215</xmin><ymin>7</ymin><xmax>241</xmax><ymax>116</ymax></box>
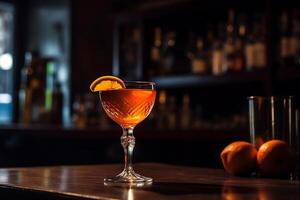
<box><xmin>0</xmin><ymin>0</ymin><xmax>299</xmax><ymax>168</ymax></box>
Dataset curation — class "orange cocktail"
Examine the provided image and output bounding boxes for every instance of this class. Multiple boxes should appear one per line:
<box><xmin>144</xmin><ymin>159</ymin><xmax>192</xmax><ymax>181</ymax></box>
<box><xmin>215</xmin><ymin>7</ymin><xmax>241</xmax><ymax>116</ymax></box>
<box><xmin>101</xmin><ymin>89</ymin><xmax>156</xmax><ymax>128</ymax></box>
<box><xmin>90</xmin><ymin>77</ymin><xmax>156</xmax><ymax>186</ymax></box>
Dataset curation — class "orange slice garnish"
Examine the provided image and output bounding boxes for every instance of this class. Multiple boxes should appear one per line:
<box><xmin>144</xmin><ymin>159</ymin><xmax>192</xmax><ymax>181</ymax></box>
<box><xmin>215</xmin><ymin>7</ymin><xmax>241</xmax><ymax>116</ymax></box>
<box><xmin>90</xmin><ymin>75</ymin><xmax>125</xmax><ymax>92</ymax></box>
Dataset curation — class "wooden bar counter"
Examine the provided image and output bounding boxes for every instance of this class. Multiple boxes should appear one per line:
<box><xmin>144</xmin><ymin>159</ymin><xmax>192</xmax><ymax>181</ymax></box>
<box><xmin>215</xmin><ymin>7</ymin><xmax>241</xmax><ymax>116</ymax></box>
<box><xmin>0</xmin><ymin>163</ymin><xmax>299</xmax><ymax>199</ymax></box>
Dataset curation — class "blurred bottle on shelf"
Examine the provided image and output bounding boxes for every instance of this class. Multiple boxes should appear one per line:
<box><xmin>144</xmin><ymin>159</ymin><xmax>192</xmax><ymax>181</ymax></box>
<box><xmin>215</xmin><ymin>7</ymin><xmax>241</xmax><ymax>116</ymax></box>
<box><xmin>30</xmin><ymin>59</ymin><xmax>46</xmax><ymax>123</ymax></box>
<box><xmin>234</xmin><ymin>15</ymin><xmax>247</xmax><ymax>71</ymax></box>
<box><xmin>186</xmin><ymin>32</ymin><xmax>197</xmax><ymax>72</ymax></box>
<box><xmin>212</xmin><ymin>24</ymin><xmax>225</xmax><ymax>76</ymax></box>
<box><xmin>245</xmin><ymin>14</ymin><xmax>267</xmax><ymax>71</ymax></box>
<box><xmin>191</xmin><ymin>37</ymin><xmax>207</xmax><ymax>74</ymax></box>
<box><xmin>291</xmin><ymin>7</ymin><xmax>300</xmax><ymax>68</ymax></box>
<box><xmin>147</xmin><ymin>92</ymin><xmax>249</xmax><ymax>131</ymax></box>
<box><xmin>292</xmin><ymin>8</ymin><xmax>300</xmax><ymax>67</ymax></box>
<box><xmin>84</xmin><ymin>94</ymin><xmax>99</xmax><ymax>127</ymax></box>
<box><xmin>149</xmin><ymin>27</ymin><xmax>162</xmax><ymax>77</ymax></box>
<box><xmin>19</xmin><ymin>52</ymin><xmax>33</xmax><ymax>124</ymax></box>
<box><xmin>161</xmin><ymin>32</ymin><xmax>176</xmax><ymax>75</ymax></box>
<box><xmin>52</xmin><ymin>80</ymin><xmax>63</xmax><ymax>124</ymax></box>
<box><xmin>156</xmin><ymin>90</ymin><xmax>167</xmax><ymax>130</ymax></box>
<box><xmin>20</xmin><ymin>52</ymin><xmax>46</xmax><ymax>124</ymax></box>
<box><xmin>72</xmin><ymin>95</ymin><xmax>86</xmax><ymax>128</ymax></box>
<box><xmin>180</xmin><ymin>94</ymin><xmax>191</xmax><ymax>129</ymax></box>
<box><xmin>49</xmin><ymin>72</ymin><xmax>63</xmax><ymax>125</ymax></box>
<box><xmin>205</xmin><ymin>29</ymin><xmax>214</xmax><ymax>73</ymax></box>
<box><xmin>44</xmin><ymin>62</ymin><xmax>64</xmax><ymax>125</ymax></box>
<box><xmin>245</xmin><ymin>25</ymin><xmax>256</xmax><ymax>71</ymax></box>
<box><xmin>19</xmin><ymin>52</ymin><xmax>64</xmax><ymax>125</ymax></box>
<box><xmin>252</xmin><ymin>14</ymin><xmax>267</xmax><ymax>69</ymax></box>
<box><xmin>223</xmin><ymin>9</ymin><xmax>236</xmax><ymax>73</ymax></box>
<box><xmin>279</xmin><ymin>10</ymin><xmax>294</xmax><ymax>68</ymax></box>
<box><xmin>277</xmin><ymin>8</ymin><xmax>300</xmax><ymax>68</ymax></box>
<box><xmin>72</xmin><ymin>93</ymin><xmax>114</xmax><ymax>129</ymax></box>
<box><xmin>144</xmin><ymin>9</ymin><xmax>270</xmax><ymax>77</ymax></box>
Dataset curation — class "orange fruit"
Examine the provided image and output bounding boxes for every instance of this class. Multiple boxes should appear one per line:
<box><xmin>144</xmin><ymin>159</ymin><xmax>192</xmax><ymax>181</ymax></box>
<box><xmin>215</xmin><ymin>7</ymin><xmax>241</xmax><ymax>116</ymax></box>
<box><xmin>257</xmin><ymin>139</ymin><xmax>295</xmax><ymax>177</ymax></box>
<box><xmin>221</xmin><ymin>141</ymin><xmax>257</xmax><ymax>176</ymax></box>
<box><xmin>90</xmin><ymin>75</ymin><xmax>125</xmax><ymax>92</ymax></box>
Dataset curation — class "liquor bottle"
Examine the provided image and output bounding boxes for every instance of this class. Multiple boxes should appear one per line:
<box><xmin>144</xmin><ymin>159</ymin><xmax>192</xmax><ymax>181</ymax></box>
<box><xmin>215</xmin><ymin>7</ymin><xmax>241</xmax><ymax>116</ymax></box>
<box><xmin>72</xmin><ymin>95</ymin><xmax>86</xmax><ymax>128</ymax></box>
<box><xmin>149</xmin><ymin>27</ymin><xmax>162</xmax><ymax>76</ymax></box>
<box><xmin>84</xmin><ymin>93</ymin><xmax>98</xmax><ymax>127</ymax></box>
<box><xmin>20</xmin><ymin>52</ymin><xmax>46</xmax><ymax>124</ymax></box>
<box><xmin>191</xmin><ymin>37</ymin><xmax>207</xmax><ymax>74</ymax></box>
<box><xmin>292</xmin><ymin>8</ymin><xmax>300</xmax><ymax>67</ymax></box>
<box><xmin>156</xmin><ymin>90</ymin><xmax>167</xmax><ymax>130</ymax></box>
<box><xmin>31</xmin><ymin>58</ymin><xmax>47</xmax><ymax>123</ymax></box>
<box><xmin>279</xmin><ymin>11</ymin><xmax>293</xmax><ymax>67</ymax></box>
<box><xmin>45</xmin><ymin>61</ymin><xmax>55</xmax><ymax>113</ymax></box>
<box><xmin>253</xmin><ymin>14</ymin><xmax>267</xmax><ymax>69</ymax></box>
<box><xmin>180</xmin><ymin>94</ymin><xmax>191</xmax><ymax>130</ymax></box>
<box><xmin>205</xmin><ymin>29</ymin><xmax>214</xmax><ymax>73</ymax></box>
<box><xmin>186</xmin><ymin>32</ymin><xmax>197</xmax><ymax>70</ymax></box>
<box><xmin>19</xmin><ymin>52</ymin><xmax>32</xmax><ymax>123</ymax></box>
<box><xmin>161</xmin><ymin>32</ymin><xmax>176</xmax><ymax>75</ymax></box>
<box><xmin>212</xmin><ymin>24</ymin><xmax>225</xmax><ymax>76</ymax></box>
<box><xmin>245</xmin><ymin>27</ymin><xmax>255</xmax><ymax>71</ymax></box>
<box><xmin>43</xmin><ymin>61</ymin><xmax>64</xmax><ymax>125</ymax></box>
<box><xmin>223</xmin><ymin>9</ymin><xmax>236</xmax><ymax>73</ymax></box>
<box><xmin>51</xmin><ymin>76</ymin><xmax>63</xmax><ymax>125</ymax></box>
<box><xmin>234</xmin><ymin>15</ymin><xmax>247</xmax><ymax>71</ymax></box>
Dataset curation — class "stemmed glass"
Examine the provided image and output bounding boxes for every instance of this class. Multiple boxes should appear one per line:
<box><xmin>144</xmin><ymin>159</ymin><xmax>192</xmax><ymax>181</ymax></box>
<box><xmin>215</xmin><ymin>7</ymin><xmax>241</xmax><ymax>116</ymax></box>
<box><xmin>99</xmin><ymin>81</ymin><xmax>156</xmax><ymax>186</ymax></box>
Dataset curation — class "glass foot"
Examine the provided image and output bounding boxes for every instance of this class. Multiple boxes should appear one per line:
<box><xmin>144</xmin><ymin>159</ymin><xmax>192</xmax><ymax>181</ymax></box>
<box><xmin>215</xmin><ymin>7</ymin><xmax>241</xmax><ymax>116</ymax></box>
<box><xmin>104</xmin><ymin>169</ymin><xmax>152</xmax><ymax>187</ymax></box>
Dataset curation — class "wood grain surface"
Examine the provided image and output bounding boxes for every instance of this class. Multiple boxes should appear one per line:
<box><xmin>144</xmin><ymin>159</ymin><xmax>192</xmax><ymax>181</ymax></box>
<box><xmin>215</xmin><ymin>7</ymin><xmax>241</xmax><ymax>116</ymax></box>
<box><xmin>0</xmin><ymin>163</ymin><xmax>299</xmax><ymax>199</ymax></box>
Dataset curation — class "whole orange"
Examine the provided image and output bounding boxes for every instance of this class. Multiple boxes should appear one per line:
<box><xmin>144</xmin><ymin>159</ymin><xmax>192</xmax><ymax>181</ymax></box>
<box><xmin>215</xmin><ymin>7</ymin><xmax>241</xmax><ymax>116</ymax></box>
<box><xmin>221</xmin><ymin>141</ymin><xmax>257</xmax><ymax>176</ymax></box>
<box><xmin>257</xmin><ymin>139</ymin><xmax>295</xmax><ymax>177</ymax></box>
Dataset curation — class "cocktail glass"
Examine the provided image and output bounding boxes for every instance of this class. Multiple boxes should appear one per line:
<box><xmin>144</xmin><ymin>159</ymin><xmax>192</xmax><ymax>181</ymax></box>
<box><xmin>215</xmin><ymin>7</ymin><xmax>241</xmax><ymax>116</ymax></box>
<box><xmin>99</xmin><ymin>81</ymin><xmax>156</xmax><ymax>186</ymax></box>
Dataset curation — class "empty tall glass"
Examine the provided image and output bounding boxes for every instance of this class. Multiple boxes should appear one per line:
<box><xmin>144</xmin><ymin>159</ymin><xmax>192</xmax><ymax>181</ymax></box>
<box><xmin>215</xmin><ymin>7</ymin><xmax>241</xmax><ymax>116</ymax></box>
<box><xmin>248</xmin><ymin>96</ymin><xmax>299</xmax><ymax>178</ymax></box>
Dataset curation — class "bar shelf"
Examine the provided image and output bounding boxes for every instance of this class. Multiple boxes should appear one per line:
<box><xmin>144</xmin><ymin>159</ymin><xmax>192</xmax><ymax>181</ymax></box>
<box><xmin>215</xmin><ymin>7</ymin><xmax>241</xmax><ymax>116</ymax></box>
<box><xmin>151</xmin><ymin>70</ymin><xmax>268</xmax><ymax>89</ymax></box>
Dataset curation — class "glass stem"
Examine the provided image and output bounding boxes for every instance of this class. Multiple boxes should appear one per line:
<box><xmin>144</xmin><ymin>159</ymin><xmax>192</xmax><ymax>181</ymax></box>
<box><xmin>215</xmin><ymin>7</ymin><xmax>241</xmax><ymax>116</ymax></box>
<box><xmin>121</xmin><ymin>127</ymin><xmax>135</xmax><ymax>172</ymax></box>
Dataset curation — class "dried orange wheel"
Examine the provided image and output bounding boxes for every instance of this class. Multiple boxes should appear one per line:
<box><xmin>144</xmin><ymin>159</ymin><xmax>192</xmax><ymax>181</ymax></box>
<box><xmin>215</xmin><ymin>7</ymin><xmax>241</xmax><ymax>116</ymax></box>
<box><xmin>90</xmin><ymin>75</ymin><xmax>125</xmax><ymax>92</ymax></box>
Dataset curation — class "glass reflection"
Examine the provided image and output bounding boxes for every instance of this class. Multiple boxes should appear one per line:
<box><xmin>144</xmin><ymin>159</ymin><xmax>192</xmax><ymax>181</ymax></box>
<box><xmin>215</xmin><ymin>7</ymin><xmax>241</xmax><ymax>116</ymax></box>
<box><xmin>127</xmin><ymin>188</ymin><xmax>134</xmax><ymax>200</ymax></box>
<box><xmin>0</xmin><ymin>170</ymin><xmax>9</xmax><ymax>182</ymax></box>
<box><xmin>122</xmin><ymin>188</ymin><xmax>134</xmax><ymax>200</ymax></box>
<box><xmin>221</xmin><ymin>179</ymin><xmax>284</xmax><ymax>200</ymax></box>
<box><xmin>59</xmin><ymin>168</ymin><xmax>69</xmax><ymax>191</ymax></box>
<box><xmin>43</xmin><ymin>168</ymin><xmax>51</xmax><ymax>187</ymax></box>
